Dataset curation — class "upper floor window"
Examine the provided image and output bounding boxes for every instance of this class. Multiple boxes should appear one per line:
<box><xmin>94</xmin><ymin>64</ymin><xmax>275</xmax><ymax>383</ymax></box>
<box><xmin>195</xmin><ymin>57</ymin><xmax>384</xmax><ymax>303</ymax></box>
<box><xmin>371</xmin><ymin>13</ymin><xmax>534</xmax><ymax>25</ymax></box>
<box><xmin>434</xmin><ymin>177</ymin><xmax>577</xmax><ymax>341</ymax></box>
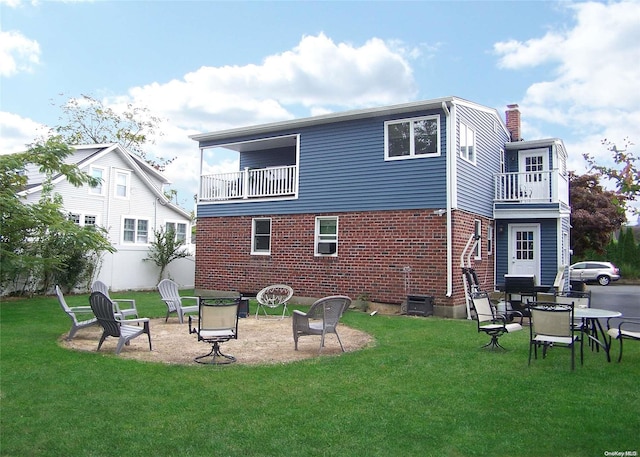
<box><xmin>115</xmin><ymin>170</ymin><xmax>130</xmax><ymax>198</ymax></box>
<box><xmin>166</xmin><ymin>222</ymin><xmax>188</xmax><ymax>243</ymax></box>
<box><xmin>384</xmin><ymin>115</ymin><xmax>440</xmax><ymax>161</ymax></box>
<box><xmin>123</xmin><ymin>217</ymin><xmax>149</xmax><ymax>244</ymax></box>
<box><xmin>460</xmin><ymin>123</ymin><xmax>476</xmax><ymax>163</ymax></box>
<box><xmin>89</xmin><ymin>166</ymin><xmax>105</xmax><ymax>195</ymax></box>
<box><xmin>315</xmin><ymin>216</ymin><xmax>338</xmax><ymax>256</ymax></box>
<box><xmin>499</xmin><ymin>149</ymin><xmax>505</xmax><ymax>173</ymax></box>
<box><xmin>252</xmin><ymin>218</ymin><xmax>271</xmax><ymax>255</ymax></box>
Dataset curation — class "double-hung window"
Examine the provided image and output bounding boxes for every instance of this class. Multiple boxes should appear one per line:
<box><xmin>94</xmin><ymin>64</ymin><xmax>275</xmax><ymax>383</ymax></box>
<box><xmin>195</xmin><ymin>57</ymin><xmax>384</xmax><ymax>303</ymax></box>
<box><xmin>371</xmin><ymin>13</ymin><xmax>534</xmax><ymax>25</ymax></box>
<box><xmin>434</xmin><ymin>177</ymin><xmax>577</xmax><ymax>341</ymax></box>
<box><xmin>166</xmin><ymin>222</ymin><xmax>188</xmax><ymax>243</ymax></box>
<box><xmin>89</xmin><ymin>166</ymin><xmax>105</xmax><ymax>195</ymax></box>
<box><xmin>115</xmin><ymin>170</ymin><xmax>130</xmax><ymax>198</ymax></box>
<box><xmin>460</xmin><ymin>122</ymin><xmax>476</xmax><ymax>163</ymax></box>
<box><xmin>123</xmin><ymin>218</ymin><xmax>149</xmax><ymax>244</ymax></box>
<box><xmin>315</xmin><ymin>216</ymin><xmax>338</xmax><ymax>256</ymax></box>
<box><xmin>252</xmin><ymin>218</ymin><xmax>271</xmax><ymax>255</ymax></box>
<box><xmin>384</xmin><ymin>115</ymin><xmax>440</xmax><ymax>160</ymax></box>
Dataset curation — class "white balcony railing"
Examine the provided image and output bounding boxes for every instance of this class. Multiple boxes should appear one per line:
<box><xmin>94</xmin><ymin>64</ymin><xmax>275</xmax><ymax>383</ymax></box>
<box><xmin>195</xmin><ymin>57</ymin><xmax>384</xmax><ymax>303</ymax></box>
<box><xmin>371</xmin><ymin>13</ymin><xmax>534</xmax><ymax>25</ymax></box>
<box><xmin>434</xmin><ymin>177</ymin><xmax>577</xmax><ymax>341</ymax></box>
<box><xmin>494</xmin><ymin>169</ymin><xmax>568</xmax><ymax>204</ymax></box>
<box><xmin>200</xmin><ymin>165</ymin><xmax>297</xmax><ymax>202</ymax></box>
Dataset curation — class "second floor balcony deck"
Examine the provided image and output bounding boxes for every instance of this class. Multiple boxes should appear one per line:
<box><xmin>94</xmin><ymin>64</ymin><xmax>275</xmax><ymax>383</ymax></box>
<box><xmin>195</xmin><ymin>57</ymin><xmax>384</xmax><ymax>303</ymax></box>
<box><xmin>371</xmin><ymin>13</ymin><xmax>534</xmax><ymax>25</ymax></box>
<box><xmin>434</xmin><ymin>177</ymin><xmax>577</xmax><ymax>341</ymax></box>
<box><xmin>494</xmin><ymin>169</ymin><xmax>569</xmax><ymax>205</ymax></box>
<box><xmin>200</xmin><ymin>165</ymin><xmax>297</xmax><ymax>202</ymax></box>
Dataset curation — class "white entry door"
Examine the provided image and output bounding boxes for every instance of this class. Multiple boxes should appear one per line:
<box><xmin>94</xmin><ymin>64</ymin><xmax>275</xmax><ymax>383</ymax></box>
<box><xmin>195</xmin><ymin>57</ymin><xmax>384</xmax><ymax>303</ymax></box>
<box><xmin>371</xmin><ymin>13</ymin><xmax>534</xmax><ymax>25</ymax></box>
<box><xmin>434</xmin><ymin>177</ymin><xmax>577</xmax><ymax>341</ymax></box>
<box><xmin>519</xmin><ymin>150</ymin><xmax>548</xmax><ymax>200</ymax></box>
<box><xmin>508</xmin><ymin>223</ymin><xmax>540</xmax><ymax>282</ymax></box>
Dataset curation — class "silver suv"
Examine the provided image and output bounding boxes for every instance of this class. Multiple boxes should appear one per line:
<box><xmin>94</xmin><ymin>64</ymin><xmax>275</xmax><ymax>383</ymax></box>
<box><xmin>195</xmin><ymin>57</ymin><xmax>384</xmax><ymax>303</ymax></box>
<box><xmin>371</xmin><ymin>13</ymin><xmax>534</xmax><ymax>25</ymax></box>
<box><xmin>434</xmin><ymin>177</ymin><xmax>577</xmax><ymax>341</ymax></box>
<box><xmin>570</xmin><ymin>261</ymin><xmax>621</xmax><ymax>286</ymax></box>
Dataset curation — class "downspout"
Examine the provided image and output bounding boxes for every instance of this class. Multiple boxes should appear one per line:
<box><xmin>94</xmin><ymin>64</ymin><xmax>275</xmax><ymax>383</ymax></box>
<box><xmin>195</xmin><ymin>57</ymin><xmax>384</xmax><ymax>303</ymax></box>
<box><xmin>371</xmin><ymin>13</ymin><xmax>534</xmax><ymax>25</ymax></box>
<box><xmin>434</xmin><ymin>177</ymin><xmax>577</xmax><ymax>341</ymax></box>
<box><xmin>442</xmin><ymin>101</ymin><xmax>453</xmax><ymax>298</ymax></box>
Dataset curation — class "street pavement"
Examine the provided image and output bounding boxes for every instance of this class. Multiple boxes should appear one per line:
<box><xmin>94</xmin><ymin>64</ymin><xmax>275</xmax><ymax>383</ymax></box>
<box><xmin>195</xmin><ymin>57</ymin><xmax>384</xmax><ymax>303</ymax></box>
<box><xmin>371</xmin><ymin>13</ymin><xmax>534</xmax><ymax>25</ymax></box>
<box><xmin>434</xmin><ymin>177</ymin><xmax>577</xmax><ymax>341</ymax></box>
<box><xmin>588</xmin><ymin>284</ymin><xmax>640</xmax><ymax>317</ymax></box>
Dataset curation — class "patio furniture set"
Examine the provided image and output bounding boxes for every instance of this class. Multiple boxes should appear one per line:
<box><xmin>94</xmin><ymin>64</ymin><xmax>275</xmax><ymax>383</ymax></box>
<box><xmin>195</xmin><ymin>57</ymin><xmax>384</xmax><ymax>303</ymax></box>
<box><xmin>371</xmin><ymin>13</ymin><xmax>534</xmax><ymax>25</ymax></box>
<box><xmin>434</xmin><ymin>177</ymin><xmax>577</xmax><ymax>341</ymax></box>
<box><xmin>56</xmin><ymin>281</ymin><xmax>352</xmax><ymax>365</ymax></box>
<box><xmin>470</xmin><ymin>288</ymin><xmax>639</xmax><ymax>369</ymax></box>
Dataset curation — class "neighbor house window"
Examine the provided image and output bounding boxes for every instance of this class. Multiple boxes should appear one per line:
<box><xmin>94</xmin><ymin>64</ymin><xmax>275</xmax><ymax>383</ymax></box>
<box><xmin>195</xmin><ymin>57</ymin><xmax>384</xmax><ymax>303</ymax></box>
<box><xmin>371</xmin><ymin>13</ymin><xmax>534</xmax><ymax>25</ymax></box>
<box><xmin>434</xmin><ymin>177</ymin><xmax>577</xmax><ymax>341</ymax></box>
<box><xmin>474</xmin><ymin>219</ymin><xmax>482</xmax><ymax>260</ymax></box>
<box><xmin>115</xmin><ymin>170</ymin><xmax>130</xmax><ymax>198</ymax></box>
<box><xmin>166</xmin><ymin>222</ymin><xmax>188</xmax><ymax>243</ymax></box>
<box><xmin>123</xmin><ymin>217</ymin><xmax>149</xmax><ymax>244</ymax></box>
<box><xmin>384</xmin><ymin>115</ymin><xmax>440</xmax><ymax>160</ymax></box>
<box><xmin>315</xmin><ymin>216</ymin><xmax>338</xmax><ymax>256</ymax></box>
<box><xmin>68</xmin><ymin>213</ymin><xmax>98</xmax><ymax>227</ymax></box>
<box><xmin>460</xmin><ymin>122</ymin><xmax>476</xmax><ymax>163</ymax></box>
<box><xmin>252</xmin><ymin>218</ymin><xmax>271</xmax><ymax>255</ymax></box>
<box><xmin>89</xmin><ymin>166</ymin><xmax>105</xmax><ymax>195</ymax></box>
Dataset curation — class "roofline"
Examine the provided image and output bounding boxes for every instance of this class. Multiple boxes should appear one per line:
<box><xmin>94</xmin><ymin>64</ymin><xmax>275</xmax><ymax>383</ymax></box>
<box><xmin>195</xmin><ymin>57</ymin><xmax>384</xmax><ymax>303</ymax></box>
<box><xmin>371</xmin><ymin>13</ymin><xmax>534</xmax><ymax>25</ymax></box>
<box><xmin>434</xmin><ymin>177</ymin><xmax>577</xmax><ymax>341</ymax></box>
<box><xmin>505</xmin><ymin>138</ymin><xmax>565</xmax><ymax>150</ymax></box>
<box><xmin>188</xmin><ymin>96</ymin><xmax>490</xmax><ymax>143</ymax></box>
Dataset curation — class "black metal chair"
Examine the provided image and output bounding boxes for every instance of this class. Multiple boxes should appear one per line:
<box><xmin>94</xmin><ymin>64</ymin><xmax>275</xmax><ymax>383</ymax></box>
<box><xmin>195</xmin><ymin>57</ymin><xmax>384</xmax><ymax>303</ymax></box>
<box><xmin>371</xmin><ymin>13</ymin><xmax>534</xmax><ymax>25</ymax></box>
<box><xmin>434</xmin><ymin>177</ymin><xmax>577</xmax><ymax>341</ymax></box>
<box><xmin>189</xmin><ymin>297</ymin><xmax>240</xmax><ymax>364</ymax></box>
<box><xmin>607</xmin><ymin>317</ymin><xmax>640</xmax><ymax>362</ymax></box>
<box><xmin>471</xmin><ymin>292</ymin><xmax>523</xmax><ymax>350</ymax></box>
<box><xmin>527</xmin><ymin>301</ymin><xmax>582</xmax><ymax>370</ymax></box>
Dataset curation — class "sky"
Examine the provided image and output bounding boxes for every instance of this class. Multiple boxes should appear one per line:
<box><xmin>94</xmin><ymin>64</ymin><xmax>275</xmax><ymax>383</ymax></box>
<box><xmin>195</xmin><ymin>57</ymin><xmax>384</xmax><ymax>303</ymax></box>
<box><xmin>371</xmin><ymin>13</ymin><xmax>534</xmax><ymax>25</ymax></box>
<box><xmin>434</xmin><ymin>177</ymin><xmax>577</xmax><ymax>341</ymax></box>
<box><xmin>1</xmin><ymin>0</ymin><xmax>639</xmax><ymax>217</ymax></box>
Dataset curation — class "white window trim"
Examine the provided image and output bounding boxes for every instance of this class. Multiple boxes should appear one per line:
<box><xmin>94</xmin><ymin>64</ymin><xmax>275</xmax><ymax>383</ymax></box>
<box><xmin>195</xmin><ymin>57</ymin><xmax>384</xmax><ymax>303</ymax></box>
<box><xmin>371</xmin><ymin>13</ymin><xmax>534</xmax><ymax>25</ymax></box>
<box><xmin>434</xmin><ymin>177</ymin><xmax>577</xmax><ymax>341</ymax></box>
<box><xmin>68</xmin><ymin>211</ymin><xmax>100</xmax><ymax>227</ymax></box>
<box><xmin>165</xmin><ymin>221</ymin><xmax>189</xmax><ymax>244</ymax></box>
<box><xmin>487</xmin><ymin>225</ymin><xmax>493</xmax><ymax>256</ymax></box>
<box><xmin>114</xmin><ymin>169</ymin><xmax>131</xmax><ymax>199</ymax></box>
<box><xmin>315</xmin><ymin>216</ymin><xmax>338</xmax><ymax>257</ymax></box>
<box><xmin>89</xmin><ymin>166</ymin><xmax>106</xmax><ymax>196</ymax></box>
<box><xmin>122</xmin><ymin>216</ymin><xmax>150</xmax><ymax>245</ymax></box>
<box><xmin>384</xmin><ymin>115</ymin><xmax>441</xmax><ymax>161</ymax></box>
<box><xmin>251</xmin><ymin>217</ymin><xmax>272</xmax><ymax>255</ymax></box>
<box><xmin>460</xmin><ymin>122</ymin><xmax>476</xmax><ymax>164</ymax></box>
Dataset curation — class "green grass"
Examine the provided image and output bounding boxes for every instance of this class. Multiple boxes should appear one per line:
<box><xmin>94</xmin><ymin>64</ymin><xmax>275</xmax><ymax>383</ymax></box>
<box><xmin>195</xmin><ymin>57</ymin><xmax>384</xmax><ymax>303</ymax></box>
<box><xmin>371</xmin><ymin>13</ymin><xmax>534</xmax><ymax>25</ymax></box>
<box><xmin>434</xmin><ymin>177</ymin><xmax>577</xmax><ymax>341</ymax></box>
<box><xmin>2</xmin><ymin>290</ymin><xmax>639</xmax><ymax>456</ymax></box>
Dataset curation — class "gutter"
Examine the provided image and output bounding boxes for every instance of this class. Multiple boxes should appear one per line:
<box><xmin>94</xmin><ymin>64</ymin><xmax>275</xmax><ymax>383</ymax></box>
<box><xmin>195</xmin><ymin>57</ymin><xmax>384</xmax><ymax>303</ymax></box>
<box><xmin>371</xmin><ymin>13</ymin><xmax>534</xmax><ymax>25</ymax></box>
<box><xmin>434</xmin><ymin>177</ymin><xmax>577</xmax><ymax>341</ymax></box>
<box><xmin>442</xmin><ymin>101</ymin><xmax>453</xmax><ymax>298</ymax></box>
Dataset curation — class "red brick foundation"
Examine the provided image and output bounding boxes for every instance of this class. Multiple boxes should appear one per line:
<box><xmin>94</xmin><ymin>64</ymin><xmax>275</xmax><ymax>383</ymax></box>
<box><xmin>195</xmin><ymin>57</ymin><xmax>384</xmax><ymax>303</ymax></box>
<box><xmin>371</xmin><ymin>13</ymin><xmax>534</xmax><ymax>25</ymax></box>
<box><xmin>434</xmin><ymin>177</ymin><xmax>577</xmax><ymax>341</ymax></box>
<box><xmin>195</xmin><ymin>209</ymin><xmax>494</xmax><ymax>317</ymax></box>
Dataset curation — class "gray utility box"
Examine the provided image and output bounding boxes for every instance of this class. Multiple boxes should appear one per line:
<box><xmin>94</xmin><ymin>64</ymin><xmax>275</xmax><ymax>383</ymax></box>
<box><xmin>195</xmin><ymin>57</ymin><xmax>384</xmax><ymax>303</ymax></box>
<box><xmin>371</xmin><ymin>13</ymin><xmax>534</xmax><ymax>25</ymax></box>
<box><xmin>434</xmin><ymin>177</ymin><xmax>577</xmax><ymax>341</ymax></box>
<box><xmin>406</xmin><ymin>295</ymin><xmax>434</xmax><ymax>316</ymax></box>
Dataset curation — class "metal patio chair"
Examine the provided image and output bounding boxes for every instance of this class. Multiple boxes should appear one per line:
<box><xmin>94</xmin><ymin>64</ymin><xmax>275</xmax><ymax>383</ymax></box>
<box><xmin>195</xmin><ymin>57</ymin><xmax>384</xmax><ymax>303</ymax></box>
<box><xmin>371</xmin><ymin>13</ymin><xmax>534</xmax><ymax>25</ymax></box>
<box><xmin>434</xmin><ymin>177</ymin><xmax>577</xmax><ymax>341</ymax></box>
<box><xmin>471</xmin><ymin>291</ymin><xmax>523</xmax><ymax>350</ymax></box>
<box><xmin>255</xmin><ymin>284</ymin><xmax>294</xmax><ymax>319</ymax></box>
<box><xmin>189</xmin><ymin>297</ymin><xmax>240</xmax><ymax>364</ymax></box>
<box><xmin>527</xmin><ymin>301</ymin><xmax>583</xmax><ymax>370</ymax></box>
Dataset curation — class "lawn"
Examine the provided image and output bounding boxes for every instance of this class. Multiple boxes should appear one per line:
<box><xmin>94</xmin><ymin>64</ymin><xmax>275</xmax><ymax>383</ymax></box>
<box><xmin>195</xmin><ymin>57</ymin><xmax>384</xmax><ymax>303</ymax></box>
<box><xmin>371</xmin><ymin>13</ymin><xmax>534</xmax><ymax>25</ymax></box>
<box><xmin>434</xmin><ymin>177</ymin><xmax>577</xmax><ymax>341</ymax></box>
<box><xmin>1</xmin><ymin>290</ymin><xmax>638</xmax><ymax>457</ymax></box>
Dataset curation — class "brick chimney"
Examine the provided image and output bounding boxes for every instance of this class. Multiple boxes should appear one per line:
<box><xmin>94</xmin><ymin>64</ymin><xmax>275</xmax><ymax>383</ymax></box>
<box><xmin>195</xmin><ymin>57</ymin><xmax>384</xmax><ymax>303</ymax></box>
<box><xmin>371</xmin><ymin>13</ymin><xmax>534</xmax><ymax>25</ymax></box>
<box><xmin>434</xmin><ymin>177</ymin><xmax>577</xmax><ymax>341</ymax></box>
<box><xmin>505</xmin><ymin>104</ymin><xmax>521</xmax><ymax>141</ymax></box>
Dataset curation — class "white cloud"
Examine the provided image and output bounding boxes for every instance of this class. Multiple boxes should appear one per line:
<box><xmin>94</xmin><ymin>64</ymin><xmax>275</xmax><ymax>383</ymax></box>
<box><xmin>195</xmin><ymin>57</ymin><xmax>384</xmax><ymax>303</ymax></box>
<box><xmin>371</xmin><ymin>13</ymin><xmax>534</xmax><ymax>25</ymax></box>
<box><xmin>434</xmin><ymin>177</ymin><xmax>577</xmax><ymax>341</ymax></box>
<box><xmin>1</xmin><ymin>32</ymin><xmax>419</xmax><ymax>209</ymax></box>
<box><xmin>494</xmin><ymin>1</ymin><xmax>640</xmax><ymax>175</ymax></box>
<box><xmin>0</xmin><ymin>111</ymin><xmax>45</xmax><ymax>153</ymax></box>
<box><xmin>104</xmin><ymin>33</ymin><xmax>418</xmax><ymax>210</ymax></box>
<box><xmin>0</xmin><ymin>29</ymin><xmax>40</xmax><ymax>77</ymax></box>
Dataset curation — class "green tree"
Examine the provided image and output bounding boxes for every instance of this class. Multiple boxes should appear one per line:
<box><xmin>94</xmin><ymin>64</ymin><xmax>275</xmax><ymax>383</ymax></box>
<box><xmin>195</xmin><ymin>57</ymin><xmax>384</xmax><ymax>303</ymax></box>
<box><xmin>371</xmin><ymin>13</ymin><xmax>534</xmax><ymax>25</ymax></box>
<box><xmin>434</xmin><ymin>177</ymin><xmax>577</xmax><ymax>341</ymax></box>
<box><xmin>52</xmin><ymin>94</ymin><xmax>174</xmax><ymax>171</ymax></box>
<box><xmin>583</xmin><ymin>137</ymin><xmax>639</xmax><ymax>216</ymax></box>
<box><xmin>143</xmin><ymin>227</ymin><xmax>192</xmax><ymax>283</ymax></box>
<box><xmin>569</xmin><ymin>172</ymin><xmax>626</xmax><ymax>257</ymax></box>
<box><xmin>0</xmin><ymin>137</ymin><xmax>114</xmax><ymax>294</ymax></box>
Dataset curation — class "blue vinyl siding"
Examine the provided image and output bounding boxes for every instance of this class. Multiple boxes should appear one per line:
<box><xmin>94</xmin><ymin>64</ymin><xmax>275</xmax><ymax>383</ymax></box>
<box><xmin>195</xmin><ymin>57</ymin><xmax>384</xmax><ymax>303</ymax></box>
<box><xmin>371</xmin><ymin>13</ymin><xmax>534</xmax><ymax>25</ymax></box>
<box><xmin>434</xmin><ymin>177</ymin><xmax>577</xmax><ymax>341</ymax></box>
<box><xmin>455</xmin><ymin>105</ymin><xmax>510</xmax><ymax>218</ymax></box>
<box><xmin>240</xmin><ymin>146</ymin><xmax>296</xmax><ymax>169</ymax></box>
<box><xmin>198</xmin><ymin>109</ymin><xmax>448</xmax><ymax>218</ymax></box>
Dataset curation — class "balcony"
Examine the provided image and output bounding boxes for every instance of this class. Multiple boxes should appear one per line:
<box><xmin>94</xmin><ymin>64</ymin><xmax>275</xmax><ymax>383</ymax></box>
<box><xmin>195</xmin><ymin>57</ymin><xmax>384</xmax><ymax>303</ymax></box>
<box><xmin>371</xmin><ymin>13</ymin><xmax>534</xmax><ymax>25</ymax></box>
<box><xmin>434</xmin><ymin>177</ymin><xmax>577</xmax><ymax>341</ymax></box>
<box><xmin>494</xmin><ymin>169</ymin><xmax>569</xmax><ymax>205</ymax></box>
<box><xmin>200</xmin><ymin>165</ymin><xmax>297</xmax><ymax>202</ymax></box>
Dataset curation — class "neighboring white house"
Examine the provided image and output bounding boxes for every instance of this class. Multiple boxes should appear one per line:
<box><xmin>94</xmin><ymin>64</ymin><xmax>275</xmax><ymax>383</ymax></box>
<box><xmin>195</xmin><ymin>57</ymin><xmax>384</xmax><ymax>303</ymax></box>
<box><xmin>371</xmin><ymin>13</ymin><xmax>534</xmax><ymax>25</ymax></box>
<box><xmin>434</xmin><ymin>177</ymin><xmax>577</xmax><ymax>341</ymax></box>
<box><xmin>19</xmin><ymin>143</ymin><xmax>195</xmax><ymax>291</ymax></box>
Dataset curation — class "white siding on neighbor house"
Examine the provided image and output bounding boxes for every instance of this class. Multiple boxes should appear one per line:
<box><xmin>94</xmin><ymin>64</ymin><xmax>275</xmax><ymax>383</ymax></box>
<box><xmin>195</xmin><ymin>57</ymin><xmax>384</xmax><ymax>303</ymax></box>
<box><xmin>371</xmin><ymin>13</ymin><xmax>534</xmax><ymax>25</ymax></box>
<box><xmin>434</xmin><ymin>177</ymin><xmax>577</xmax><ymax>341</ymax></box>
<box><xmin>22</xmin><ymin>145</ymin><xmax>195</xmax><ymax>292</ymax></box>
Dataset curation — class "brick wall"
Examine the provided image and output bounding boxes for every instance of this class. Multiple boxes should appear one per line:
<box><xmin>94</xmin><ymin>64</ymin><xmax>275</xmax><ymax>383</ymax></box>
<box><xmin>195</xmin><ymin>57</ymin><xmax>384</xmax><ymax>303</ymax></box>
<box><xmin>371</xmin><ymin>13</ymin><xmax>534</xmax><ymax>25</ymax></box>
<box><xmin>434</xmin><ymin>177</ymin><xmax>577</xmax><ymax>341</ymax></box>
<box><xmin>195</xmin><ymin>209</ymin><xmax>494</xmax><ymax>314</ymax></box>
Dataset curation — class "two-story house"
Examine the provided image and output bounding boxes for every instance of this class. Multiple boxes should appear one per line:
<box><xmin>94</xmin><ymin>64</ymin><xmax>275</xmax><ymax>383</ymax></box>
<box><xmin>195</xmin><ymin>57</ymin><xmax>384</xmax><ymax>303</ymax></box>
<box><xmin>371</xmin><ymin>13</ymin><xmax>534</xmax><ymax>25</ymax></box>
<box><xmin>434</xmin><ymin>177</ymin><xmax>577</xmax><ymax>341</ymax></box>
<box><xmin>191</xmin><ymin>97</ymin><xmax>570</xmax><ymax>318</ymax></box>
<box><xmin>20</xmin><ymin>143</ymin><xmax>195</xmax><ymax>291</ymax></box>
